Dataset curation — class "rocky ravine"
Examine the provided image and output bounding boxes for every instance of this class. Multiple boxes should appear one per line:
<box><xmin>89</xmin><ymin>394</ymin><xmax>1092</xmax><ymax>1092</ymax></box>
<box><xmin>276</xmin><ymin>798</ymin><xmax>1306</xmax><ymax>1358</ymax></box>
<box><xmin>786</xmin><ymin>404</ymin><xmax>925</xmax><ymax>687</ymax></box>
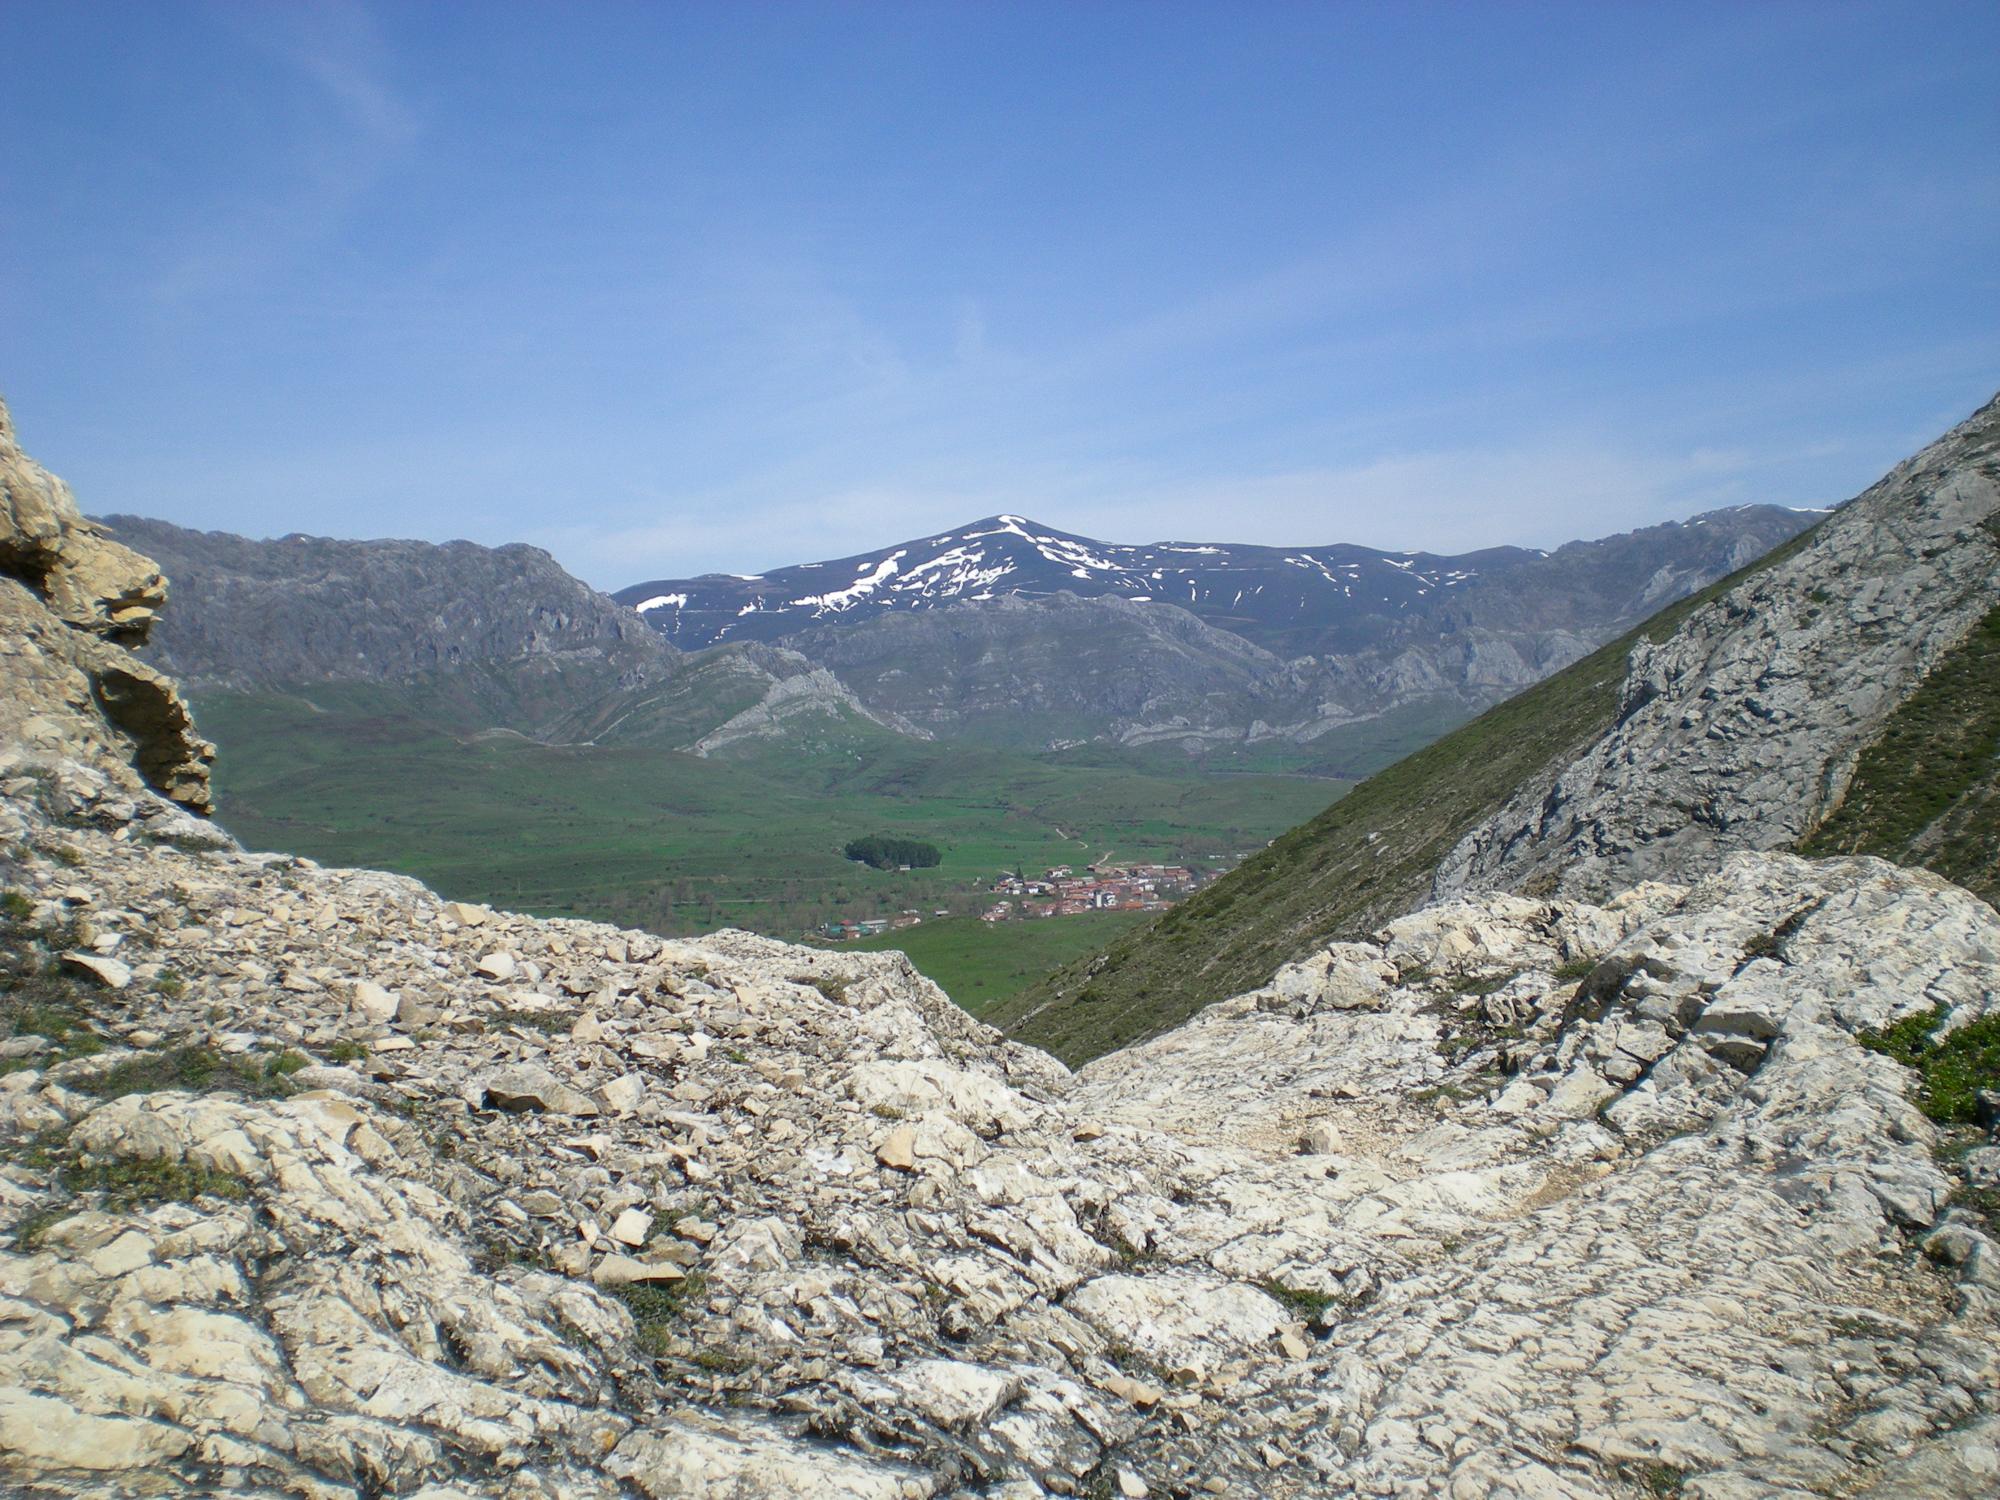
<box><xmin>2</xmin><ymin>404</ymin><xmax>1997</xmax><ymax>1498</ymax></box>
<box><xmin>1434</xmin><ymin>391</ymin><xmax>2000</xmax><ymax>904</ymax></box>
<box><xmin>1</xmin><ymin>759</ymin><xmax>1997</xmax><ymax>1498</ymax></box>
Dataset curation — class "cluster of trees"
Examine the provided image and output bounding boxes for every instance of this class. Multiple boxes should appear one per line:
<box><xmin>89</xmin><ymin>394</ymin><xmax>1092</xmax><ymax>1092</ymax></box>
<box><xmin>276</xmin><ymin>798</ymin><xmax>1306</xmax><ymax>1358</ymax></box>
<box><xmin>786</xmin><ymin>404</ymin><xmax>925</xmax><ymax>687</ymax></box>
<box><xmin>842</xmin><ymin>834</ymin><xmax>943</xmax><ymax>870</ymax></box>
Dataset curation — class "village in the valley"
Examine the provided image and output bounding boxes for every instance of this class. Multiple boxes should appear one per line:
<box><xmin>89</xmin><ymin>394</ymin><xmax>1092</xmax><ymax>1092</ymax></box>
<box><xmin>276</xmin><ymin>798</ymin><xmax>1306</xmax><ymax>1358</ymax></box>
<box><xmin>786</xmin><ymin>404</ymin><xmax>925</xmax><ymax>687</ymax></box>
<box><xmin>818</xmin><ymin>859</ymin><xmax>1211</xmax><ymax>941</ymax></box>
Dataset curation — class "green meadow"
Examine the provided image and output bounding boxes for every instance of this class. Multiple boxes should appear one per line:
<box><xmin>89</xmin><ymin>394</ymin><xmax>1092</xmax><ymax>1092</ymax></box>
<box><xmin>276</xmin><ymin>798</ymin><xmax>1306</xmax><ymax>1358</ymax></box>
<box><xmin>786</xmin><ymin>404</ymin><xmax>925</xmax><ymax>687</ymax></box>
<box><xmin>195</xmin><ymin>685</ymin><xmax>1344</xmax><ymax>969</ymax></box>
<box><xmin>834</xmin><ymin>910</ymin><xmax>1156</xmax><ymax>1016</ymax></box>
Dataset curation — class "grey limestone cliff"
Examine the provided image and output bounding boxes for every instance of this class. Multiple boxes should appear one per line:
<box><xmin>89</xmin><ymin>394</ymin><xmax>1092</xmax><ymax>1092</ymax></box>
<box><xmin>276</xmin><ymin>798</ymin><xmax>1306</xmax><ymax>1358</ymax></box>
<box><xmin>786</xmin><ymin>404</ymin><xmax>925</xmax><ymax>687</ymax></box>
<box><xmin>1434</xmin><ymin>391</ymin><xmax>2000</xmax><ymax>902</ymax></box>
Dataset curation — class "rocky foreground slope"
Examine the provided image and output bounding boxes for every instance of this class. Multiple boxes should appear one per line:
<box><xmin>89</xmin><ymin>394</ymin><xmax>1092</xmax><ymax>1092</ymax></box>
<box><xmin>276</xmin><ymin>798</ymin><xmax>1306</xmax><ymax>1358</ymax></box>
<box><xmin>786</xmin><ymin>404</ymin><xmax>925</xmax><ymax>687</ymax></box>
<box><xmin>2</xmin><ymin>757</ymin><xmax>1997</xmax><ymax>1498</ymax></box>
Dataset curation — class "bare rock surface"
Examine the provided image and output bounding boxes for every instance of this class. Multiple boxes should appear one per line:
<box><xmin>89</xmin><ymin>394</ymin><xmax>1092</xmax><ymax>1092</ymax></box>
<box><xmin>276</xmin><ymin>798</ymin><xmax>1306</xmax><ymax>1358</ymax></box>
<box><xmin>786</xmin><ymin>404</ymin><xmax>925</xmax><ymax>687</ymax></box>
<box><xmin>1435</xmin><ymin>390</ymin><xmax>2000</xmax><ymax>902</ymax></box>
<box><xmin>1</xmin><ymin>754</ymin><xmax>1995</xmax><ymax>1498</ymax></box>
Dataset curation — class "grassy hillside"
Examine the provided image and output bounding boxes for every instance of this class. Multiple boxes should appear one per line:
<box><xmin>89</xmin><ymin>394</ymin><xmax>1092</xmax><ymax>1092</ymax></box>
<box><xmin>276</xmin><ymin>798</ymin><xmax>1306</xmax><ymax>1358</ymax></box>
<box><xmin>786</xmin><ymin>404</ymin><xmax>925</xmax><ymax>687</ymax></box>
<box><xmin>993</xmin><ymin>524</ymin><xmax>1827</xmax><ymax>1066</ymax></box>
<box><xmin>196</xmin><ymin>682</ymin><xmax>1339</xmax><ymax>948</ymax></box>
<box><xmin>1800</xmin><ymin>602</ymin><xmax>2000</xmax><ymax>905</ymax></box>
<box><xmin>834</xmin><ymin>911</ymin><xmax>1154</xmax><ymax>1017</ymax></box>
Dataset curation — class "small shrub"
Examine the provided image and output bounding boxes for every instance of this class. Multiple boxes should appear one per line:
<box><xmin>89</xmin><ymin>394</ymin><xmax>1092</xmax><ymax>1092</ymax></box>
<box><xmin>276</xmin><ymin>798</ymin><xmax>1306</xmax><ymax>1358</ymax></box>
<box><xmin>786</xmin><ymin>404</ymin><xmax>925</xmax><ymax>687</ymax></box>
<box><xmin>327</xmin><ymin>1039</ymin><xmax>366</xmax><ymax>1063</ymax></box>
<box><xmin>0</xmin><ymin>891</ymin><xmax>33</xmax><ymax>921</ymax></box>
<box><xmin>614</xmin><ymin>1273</ymin><xmax>709</xmax><ymax>1356</ymax></box>
<box><xmin>152</xmin><ymin>971</ymin><xmax>186</xmax><ymax>998</ymax></box>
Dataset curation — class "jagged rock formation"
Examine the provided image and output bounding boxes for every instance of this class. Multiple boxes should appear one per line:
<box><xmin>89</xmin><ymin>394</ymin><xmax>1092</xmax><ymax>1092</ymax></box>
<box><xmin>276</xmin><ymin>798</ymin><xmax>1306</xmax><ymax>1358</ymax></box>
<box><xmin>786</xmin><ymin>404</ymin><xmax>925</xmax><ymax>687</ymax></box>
<box><xmin>0</xmin><ymin>401</ymin><xmax>211</xmax><ymax>811</ymax></box>
<box><xmin>1434</xmin><ymin>392</ymin><xmax>2000</xmax><ymax>902</ymax></box>
<box><xmin>1</xmin><ymin>756</ymin><xmax>1995</xmax><ymax>1496</ymax></box>
<box><xmin>101</xmin><ymin>515</ymin><xmax>680</xmax><ymax>742</ymax></box>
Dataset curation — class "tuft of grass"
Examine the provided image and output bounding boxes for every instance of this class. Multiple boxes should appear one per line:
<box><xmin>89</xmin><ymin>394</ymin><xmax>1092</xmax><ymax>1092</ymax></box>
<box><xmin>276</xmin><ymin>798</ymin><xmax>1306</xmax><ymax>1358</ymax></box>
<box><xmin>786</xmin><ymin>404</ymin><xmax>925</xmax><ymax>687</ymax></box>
<box><xmin>1</xmin><ymin>910</ymin><xmax>108</xmax><ymax>1069</ymax></box>
<box><xmin>0</xmin><ymin>890</ymin><xmax>33</xmax><ymax>921</ymax></box>
<box><xmin>59</xmin><ymin>1155</ymin><xmax>252</xmax><ymax>1214</ymax></box>
<box><xmin>327</xmin><ymin>1039</ymin><xmax>366</xmax><ymax>1063</ymax></box>
<box><xmin>69</xmin><ymin>1044</ymin><xmax>308</xmax><ymax>1101</ymax></box>
<box><xmin>803</xmin><ymin>975</ymin><xmax>851</xmax><ymax>1005</ymax></box>
<box><xmin>495</xmin><ymin>1007</ymin><xmax>569</xmax><ymax>1033</ymax></box>
<box><xmin>14</xmin><ymin>1152</ymin><xmax>253</xmax><ymax>1249</ymax></box>
<box><xmin>688</xmin><ymin>1346</ymin><xmax>753</xmax><ymax>1375</ymax></box>
<box><xmin>1614</xmin><ymin>1461</ymin><xmax>1687</xmax><ymax>1496</ymax></box>
<box><xmin>1857</xmin><ymin>1005</ymin><xmax>2000</xmax><ymax>1124</ymax></box>
<box><xmin>1257</xmin><ymin>1279</ymin><xmax>1338</xmax><ymax>1321</ymax></box>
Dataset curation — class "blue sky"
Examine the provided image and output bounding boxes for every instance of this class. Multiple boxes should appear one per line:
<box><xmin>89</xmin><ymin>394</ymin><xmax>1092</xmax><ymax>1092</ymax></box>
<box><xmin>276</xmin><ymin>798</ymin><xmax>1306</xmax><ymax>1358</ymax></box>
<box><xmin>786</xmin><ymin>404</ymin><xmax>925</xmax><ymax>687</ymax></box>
<box><xmin>2</xmin><ymin>2</ymin><xmax>1995</xmax><ymax>588</ymax></box>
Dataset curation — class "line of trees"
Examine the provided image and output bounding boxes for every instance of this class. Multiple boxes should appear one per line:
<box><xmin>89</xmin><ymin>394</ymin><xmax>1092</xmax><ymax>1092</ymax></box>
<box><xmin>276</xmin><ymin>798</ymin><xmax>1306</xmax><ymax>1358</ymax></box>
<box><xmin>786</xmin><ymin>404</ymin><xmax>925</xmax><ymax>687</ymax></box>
<box><xmin>843</xmin><ymin>834</ymin><xmax>942</xmax><ymax>870</ymax></box>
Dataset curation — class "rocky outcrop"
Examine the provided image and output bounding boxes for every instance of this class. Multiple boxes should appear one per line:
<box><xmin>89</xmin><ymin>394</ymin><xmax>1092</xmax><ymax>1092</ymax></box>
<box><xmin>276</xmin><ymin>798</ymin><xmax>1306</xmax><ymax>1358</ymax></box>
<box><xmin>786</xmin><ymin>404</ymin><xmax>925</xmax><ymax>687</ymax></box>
<box><xmin>1433</xmin><ymin>391</ymin><xmax>2000</xmax><ymax>901</ymax></box>
<box><xmin>0</xmin><ymin>400</ymin><xmax>211</xmax><ymax>811</ymax></box>
<box><xmin>2</xmin><ymin>750</ymin><xmax>1995</xmax><ymax>1496</ymax></box>
<box><xmin>685</xmin><ymin>655</ymin><xmax>930</xmax><ymax>756</ymax></box>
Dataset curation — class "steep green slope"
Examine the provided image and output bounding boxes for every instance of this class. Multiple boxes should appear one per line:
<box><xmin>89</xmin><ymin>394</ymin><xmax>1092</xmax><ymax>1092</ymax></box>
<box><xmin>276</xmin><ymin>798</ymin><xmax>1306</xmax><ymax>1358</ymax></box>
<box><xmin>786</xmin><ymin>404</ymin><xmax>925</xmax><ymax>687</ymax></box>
<box><xmin>993</xmin><ymin>524</ymin><xmax>1826</xmax><ymax>1065</ymax></box>
<box><xmin>1800</xmin><ymin>602</ymin><xmax>2000</xmax><ymax>906</ymax></box>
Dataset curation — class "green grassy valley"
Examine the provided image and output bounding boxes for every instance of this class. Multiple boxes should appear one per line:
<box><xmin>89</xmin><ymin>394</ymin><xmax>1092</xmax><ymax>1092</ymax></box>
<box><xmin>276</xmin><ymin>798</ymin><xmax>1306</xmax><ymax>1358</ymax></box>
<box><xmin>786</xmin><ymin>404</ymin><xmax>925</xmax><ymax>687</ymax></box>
<box><xmin>196</xmin><ymin>683</ymin><xmax>1342</xmax><ymax>958</ymax></box>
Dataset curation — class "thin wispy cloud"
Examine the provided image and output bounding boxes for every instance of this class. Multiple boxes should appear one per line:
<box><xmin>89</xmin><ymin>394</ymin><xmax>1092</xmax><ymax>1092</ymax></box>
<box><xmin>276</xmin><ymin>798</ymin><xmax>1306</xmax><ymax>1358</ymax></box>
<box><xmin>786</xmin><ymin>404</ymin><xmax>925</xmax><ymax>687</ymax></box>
<box><xmin>2</xmin><ymin>2</ymin><xmax>1993</xmax><ymax>588</ymax></box>
<box><xmin>149</xmin><ymin>0</ymin><xmax>419</xmax><ymax>308</ymax></box>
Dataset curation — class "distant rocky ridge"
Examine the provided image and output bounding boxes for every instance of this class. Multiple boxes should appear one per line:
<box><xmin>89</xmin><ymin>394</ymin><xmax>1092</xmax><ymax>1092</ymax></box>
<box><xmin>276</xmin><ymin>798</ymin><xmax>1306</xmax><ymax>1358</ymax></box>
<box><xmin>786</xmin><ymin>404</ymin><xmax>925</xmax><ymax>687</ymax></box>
<box><xmin>619</xmin><ymin>507</ymin><xmax>1819</xmax><ymax>759</ymax></box>
<box><xmin>2</xmin><ymin>393</ymin><xmax>1998</xmax><ymax>1496</ymax></box>
<box><xmin>100</xmin><ymin>517</ymin><xmax>683</xmax><ymax>743</ymax></box>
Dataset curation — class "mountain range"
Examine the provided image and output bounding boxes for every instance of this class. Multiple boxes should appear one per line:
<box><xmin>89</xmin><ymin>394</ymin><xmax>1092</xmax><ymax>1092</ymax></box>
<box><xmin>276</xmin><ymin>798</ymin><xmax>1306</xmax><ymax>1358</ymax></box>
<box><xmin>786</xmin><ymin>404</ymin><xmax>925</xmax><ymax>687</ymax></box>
<box><xmin>108</xmin><ymin>503</ymin><xmax>1818</xmax><ymax>773</ymax></box>
<box><xmin>614</xmin><ymin>509</ymin><xmax>1819</xmax><ymax>658</ymax></box>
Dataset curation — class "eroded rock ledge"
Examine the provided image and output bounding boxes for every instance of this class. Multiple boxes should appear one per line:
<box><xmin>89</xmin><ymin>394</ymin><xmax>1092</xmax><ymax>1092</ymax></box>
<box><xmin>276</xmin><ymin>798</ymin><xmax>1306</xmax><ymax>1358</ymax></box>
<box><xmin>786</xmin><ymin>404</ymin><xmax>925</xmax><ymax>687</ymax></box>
<box><xmin>0</xmin><ymin>399</ymin><xmax>211</xmax><ymax>812</ymax></box>
<box><xmin>0</xmin><ymin>756</ymin><xmax>1994</xmax><ymax>1498</ymax></box>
